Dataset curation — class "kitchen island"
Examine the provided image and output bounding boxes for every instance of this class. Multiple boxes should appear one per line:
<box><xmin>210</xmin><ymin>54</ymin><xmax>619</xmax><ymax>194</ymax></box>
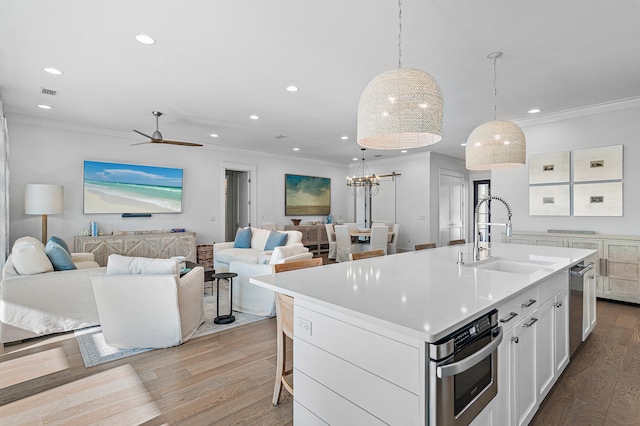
<box><xmin>251</xmin><ymin>243</ymin><xmax>596</xmax><ymax>425</ymax></box>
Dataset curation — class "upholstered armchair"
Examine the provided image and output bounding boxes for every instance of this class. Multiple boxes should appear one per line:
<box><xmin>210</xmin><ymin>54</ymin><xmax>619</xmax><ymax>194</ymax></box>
<box><xmin>91</xmin><ymin>255</ymin><xmax>204</xmax><ymax>349</ymax></box>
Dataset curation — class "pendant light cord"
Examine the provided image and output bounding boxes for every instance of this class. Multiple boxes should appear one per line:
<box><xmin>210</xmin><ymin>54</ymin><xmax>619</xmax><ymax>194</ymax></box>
<box><xmin>398</xmin><ymin>0</ymin><xmax>402</xmax><ymax>70</ymax></box>
<box><xmin>493</xmin><ymin>55</ymin><xmax>498</xmax><ymax>121</ymax></box>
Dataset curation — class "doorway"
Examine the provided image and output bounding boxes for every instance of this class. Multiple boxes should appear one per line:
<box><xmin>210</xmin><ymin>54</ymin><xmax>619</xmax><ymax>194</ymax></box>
<box><xmin>221</xmin><ymin>163</ymin><xmax>257</xmax><ymax>242</ymax></box>
<box><xmin>438</xmin><ymin>170</ymin><xmax>465</xmax><ymax>247</ymax></box>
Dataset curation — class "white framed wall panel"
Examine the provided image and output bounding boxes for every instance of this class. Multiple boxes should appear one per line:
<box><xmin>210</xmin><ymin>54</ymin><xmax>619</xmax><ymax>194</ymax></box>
<box><xmin>573</xmin><ymin>182</ymin><xmax>623</xmax><ymax>216</ymax></box>
<box><xmin>529</xmin><ymin>151</ymin><xmax>570</xmax><ymax>184</ymax></box>
<box><xmin>529</xmin><ymin>185</ymin><xmax>570</xmax><ymax>216</ymax></box>
<box><xmin>573</xmin><ymin>145</ymin><xmax>623</xmax><ymax>182</ymax></box>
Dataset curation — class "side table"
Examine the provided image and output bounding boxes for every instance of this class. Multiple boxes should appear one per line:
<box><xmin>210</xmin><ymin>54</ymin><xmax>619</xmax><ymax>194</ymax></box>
<box><xmin>211</xmin><ymin>272</ymin><xmax>237</xmax><ymax>324</ymax></box>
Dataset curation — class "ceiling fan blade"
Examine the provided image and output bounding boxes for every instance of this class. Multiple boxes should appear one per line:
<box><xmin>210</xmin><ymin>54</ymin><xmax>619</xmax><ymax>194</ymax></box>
<box><xmin>158</xmin><ymin>139</ymin><xmax>204</xmax><ymax>147</ymax></box>
<box><xmin>133</xmin><ymin>129</ymin><xmax>156</xmax><ymax>140</ymax></box>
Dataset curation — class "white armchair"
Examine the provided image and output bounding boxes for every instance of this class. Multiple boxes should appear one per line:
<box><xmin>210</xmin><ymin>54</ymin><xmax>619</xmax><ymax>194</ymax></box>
<box><xmin>229</xmin><ymin>245</ymin><xmax>313</xmax><ymax>316</ymax></box>
<box><xmin>91</xmin><ymin>255</ymin><xmax>204</xmax><ymax>349</ymax></box>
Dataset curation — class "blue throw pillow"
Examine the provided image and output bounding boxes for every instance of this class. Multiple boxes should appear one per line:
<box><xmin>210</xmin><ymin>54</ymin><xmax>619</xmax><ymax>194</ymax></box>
<box><xmin>48</xmin><ymin>236</ymin><xmax>71</xmax><ymax>254</ymax></box>
<box><xmin>45</xmin><ymin>240</ymin><xmax>77</xmax><ymax>271</ymax></box>
<box><xmin>264</xmin><ymin>230</ymin><xmax>288</xmax><ymax>251</ymax></box>
<box><xmin>234</xmin><ymin>227</ymin><xmax>252</xmax><ymax>248</ymax></box>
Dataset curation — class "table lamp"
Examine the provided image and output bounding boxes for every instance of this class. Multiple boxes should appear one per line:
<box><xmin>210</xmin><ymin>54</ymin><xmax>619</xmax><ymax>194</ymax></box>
<box><xmin>25</xmin><ymin>184</ymin><xmax>64</xmax><ymax>243</ymax></box>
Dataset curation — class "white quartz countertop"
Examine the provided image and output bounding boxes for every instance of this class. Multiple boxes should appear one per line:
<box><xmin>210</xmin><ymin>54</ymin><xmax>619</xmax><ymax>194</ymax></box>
<box><xmin>250</xmin><ymin>243</ymin><xmax>595</xmax><ymax>342</ymax></box>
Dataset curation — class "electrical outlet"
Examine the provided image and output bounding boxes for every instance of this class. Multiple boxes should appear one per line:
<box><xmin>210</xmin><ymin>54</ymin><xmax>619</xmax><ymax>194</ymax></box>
<box><xmin>210</xmin><ymin>216</ymin><xmax>216</xmax><ymax>221</ymax></box>
<box><xmin>297</xmin><ymin>317</ymin><xmax>312</xmax><ymax>335</ymax></box>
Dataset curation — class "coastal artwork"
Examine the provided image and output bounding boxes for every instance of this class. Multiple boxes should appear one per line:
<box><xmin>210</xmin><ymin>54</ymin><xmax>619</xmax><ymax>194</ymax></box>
<box><xmin>285</xmin><ymin>174</ymin><xmax>330</xmax><ymax>216</ymax></box>
<box><xmin>83</xmin><ymin>161</ymin><xmax>183</xmax><ymax>214</ymax></box>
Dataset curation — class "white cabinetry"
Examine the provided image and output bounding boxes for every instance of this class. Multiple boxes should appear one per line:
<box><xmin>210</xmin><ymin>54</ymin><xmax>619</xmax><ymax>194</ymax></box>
<box><xmin>498</xmin><ymin>274</ymin><xmax>569</xmax><ymax>426</ymax></box>
<box><xmin>584</xmin><ymin>272</ymin><xmax>597</xmax><ymax>339</ymax></box>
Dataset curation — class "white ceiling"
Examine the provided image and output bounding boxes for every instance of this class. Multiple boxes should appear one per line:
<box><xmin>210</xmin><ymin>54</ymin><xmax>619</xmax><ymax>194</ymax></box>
<box><xmin>1</xmin><ymin>0</ymin><xmax>639</xmax><ymax>165</ymax></box>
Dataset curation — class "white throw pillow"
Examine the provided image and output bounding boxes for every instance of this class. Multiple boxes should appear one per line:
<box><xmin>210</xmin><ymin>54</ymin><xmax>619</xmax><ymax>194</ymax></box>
<box><xmin>278</xmin><ymin>252</ymin><xmax>314</xmax><ymax>264</ymax></box>
<box><xmin>269</xmin><ymin>244</ymin><xmax>309</xmax><ymax>265</ymax></box>
<box><xmin>106</xmin><ymin>254</ymin><xmax>179</xmax><ymax>275</ymax></box>
<box><xmin>11</xmin><ymin>242</ymin><xmax>54</xmax><ymax>275</ymax></box>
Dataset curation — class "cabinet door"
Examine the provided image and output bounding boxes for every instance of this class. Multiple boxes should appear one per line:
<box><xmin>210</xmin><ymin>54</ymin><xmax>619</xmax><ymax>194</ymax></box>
<box><xmin>603</xmin><ymin>239</ymin><xmax>640</xmax><ymax>301</ymax></box>
<box><xmin>584</xmin><ymin>273</ymin><xmax>597</xmax><ymax>337</ymax></box>
<box><xmin>513</xmin><ymin>313</ymin><xmax>538</xmax><ymax>426</ymax></box>
<box><xmin>529</xmin><ymin>235</ymin><xmax>566</xmax><ymax>247</ymax></box>
<box><xmin>554</xmin><ymin>288</ymin><xmax>570</xmax><ymax>375</ymax></box>
<box><xmin>536</xmin><ymin>299</ymin><xmax>555</xmax><ymax>402</ymax></box>
<box><xmin>504</xmin><ymin>235</ymin><xmax>531</xmax><ymax>245</ymax></box>
<box><xmin>497</xmin><ymin>326</ymin><xmax>515</xmax><ymax>426</ymax></box>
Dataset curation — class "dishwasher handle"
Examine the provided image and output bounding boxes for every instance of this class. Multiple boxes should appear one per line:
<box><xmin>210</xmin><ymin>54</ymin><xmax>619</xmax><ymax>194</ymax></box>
<box><xmin>570</xmin><ymin>263</ymin><xmax>594</xmax><ymax>277</ymax></box>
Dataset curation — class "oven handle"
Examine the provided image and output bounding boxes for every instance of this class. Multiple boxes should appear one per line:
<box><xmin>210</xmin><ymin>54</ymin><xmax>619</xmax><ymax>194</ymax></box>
<box><xmin>437</xmin><ymin>327</ymin><xmax>503</xmax><ymax>379</ymax></box>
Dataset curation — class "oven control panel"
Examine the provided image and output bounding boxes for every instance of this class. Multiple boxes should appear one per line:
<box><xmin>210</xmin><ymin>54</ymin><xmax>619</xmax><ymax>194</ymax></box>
<box><xmin>453</xmin><ymin>315</ymin><xmax>492</xmax><ymax>351</ymax></box>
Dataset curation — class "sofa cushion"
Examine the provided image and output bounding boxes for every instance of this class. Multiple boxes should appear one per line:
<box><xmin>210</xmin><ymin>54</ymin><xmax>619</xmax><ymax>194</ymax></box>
<box><xmin>48</xmin><ymin>236</ymin><xmax>71</xmax><ymax>254</ymax></box>
<box><xmin>11</xmin><ymin>240</ymin><xmax>54</xmax><ymax>275</ymax></box>
<box><xmin>234</xmin><ymin>227</ymin><xmax>252</xmax><ymax>248</ymax></box>
<box><xmin>276</xmin><ymin>252</ymin><xmax>314</xmax><ymax>264</ymax></box>
<box><xmin>268</xmin><ymin>244</ymin><xmax>310</xmax><ymax>265</ymax></box>
<box><xmin>264</xmin><ymin>230</ymin><xmax>288</xmax><ymax>251</ymax></box>
<box><xmin>106</xmin><ymin>254</ymin><xmax>179</xmax><ymax>275</ymax></box>
<box><xmin>216</xmin><ymin>248</ymin><xmax>261</xmax><ymax>265</ymax></box>
<box><xmin>45</xmin><ymin>240</ymin><xmax>77</xmax><ymax>271</ymax></box>
<box><xmin>250</xmin><ymin>227</ymin><xmax>271</xmax><ymax>251</ymax></box>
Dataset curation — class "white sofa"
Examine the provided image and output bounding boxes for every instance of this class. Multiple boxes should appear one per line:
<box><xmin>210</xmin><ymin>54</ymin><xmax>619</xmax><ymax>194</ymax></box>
<box><xmin>1</xmin><ymin>236</ymin><xmax>105</xmax><ymax>344</ymax></box>
<box><xmin>214</xmin><ymin>227</ymin><xmax>303</xmax><ymax>272</ymax></box>
<box><xmin>229</xmin><ymin>245</ymin><xmax>313</xmax><ymax>316</ymax></box>
<box><xmin>92</xmin><ymin>255</ymin><xmax>204</xmax><ymax>349</ymax></box>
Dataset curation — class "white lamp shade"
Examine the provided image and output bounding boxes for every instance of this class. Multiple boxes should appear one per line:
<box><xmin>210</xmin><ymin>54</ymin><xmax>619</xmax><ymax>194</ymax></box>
<box><xmin>465</xmin><ymin>121</ymin><xmax>526</xmax><ymax>170</ymax></box>
<box><xmin>357</xmin><ymin>68</ymin><xmax>443</xmax><ymax>150</ymax></box>
<box><xmin>25</xmin><ymin>184</ymin><xmax>64</xmax><ymax>215</ymax></box>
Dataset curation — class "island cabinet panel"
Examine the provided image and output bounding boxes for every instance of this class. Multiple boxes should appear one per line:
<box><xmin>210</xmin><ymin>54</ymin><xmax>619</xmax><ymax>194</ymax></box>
<box><xmin>506</xmin><ymin>231</ymin><xmax>640</xmax><ymax>304</ymax></box>
<box><xmin>295</xmin><ymin>338</ymin><xmax>420</xmax><ymax>425</ymax></box>
<box><xmin>513</xmin><ymin>311</ymin><xmax>538</xmax><ymax>426</ymax></box>
<box><xmin>294</xmin><ymin>305</ymin><xmax>420</xmax><ymax>394</ymax></box>
<box><xmin>536</xmin><ymin>298</ymin><xmax>556</xmax><ymax>401</ymax></box>
<box><xmin>293</xmin><ymin>402</ymin><xmax>327</xmax><ymax>426</ymax></box>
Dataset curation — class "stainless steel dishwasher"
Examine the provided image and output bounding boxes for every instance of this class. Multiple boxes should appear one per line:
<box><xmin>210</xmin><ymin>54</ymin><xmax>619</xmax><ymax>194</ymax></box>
<box><xmin>569</xmin><ymin>262</ymin><xmax>594</xmax><ymax>356</ymax></box>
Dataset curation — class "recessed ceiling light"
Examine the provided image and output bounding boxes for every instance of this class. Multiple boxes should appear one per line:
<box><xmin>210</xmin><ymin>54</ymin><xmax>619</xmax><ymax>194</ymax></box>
<box><xmin>286</xmin><ymin>85</ymin><xmax>299</xmax><ymax>92</ymax></box>
<box><xmin>135</xmin><ymin>34</ymin><xmax>155</xmax><ymax>45</ymax></box>
<box><xmin>43</xmin><ymin>67</ymin><xmax>62</xmax><ymax>75</ymax></box>
<box><xmin>528</xmin><ymin>108</ymin><xmax>541</xmax><ymax>114</ymax></box>
<box><xmin>341</xmin><ymin>136</ymin><xmax>349</xmax><ymax>140</ymax></box>
<box><xmin>250</xmin><ymin>115</ymin><xmax>260</xmax><ymax>120</ymax></box>
<box><xmin>293</xmin><ymin>147</ymin><xmax>300</xmax><ymax>151</ymax></box>
<box><xmin>37</xmin><ymin>104</ymin><xmax>52</xmax><ymax>109</ymax></box>
<box><xmin>401</xmin><ymin>150</ymin><xmax>407</xmax><ymax>153</ymax></box>
<box><xmin>461</xmin><ymin>143</ymin><xmax>467</xmax><ymax>146</ymax></box>
<box><xmin>210</xmin><ymin>134</ymin><xmax>219</xmax><ymax>138</ymax></box>
<box><xmin>352</xmin><ymin>157</ymin><xmax>358</xmax><ymax>161</ymax></box>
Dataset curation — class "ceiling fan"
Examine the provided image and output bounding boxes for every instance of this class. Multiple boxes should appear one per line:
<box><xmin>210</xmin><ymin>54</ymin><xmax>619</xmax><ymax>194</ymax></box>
<box><xmin>132</xmin><ymin>111</ymin><xmax>203</xmax><ymax>147</ymax></box>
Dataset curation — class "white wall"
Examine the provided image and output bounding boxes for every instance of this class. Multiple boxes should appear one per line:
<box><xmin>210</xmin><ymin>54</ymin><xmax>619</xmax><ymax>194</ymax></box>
<box><xmin>492</xmin><ymin>103</ymin><xmax>640</xmax><ymax>236</ymax></box>
<box><xmin>6</xmin><ymin>116</ymin><xmax>350</xmax><ymax>248</ymax></box>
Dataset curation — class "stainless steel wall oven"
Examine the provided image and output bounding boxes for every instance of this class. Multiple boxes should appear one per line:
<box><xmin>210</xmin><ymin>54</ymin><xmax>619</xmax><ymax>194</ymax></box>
<box><xmin>428</xmin><ymin>309</ymin><xmax>502</xmax><ymax>425</ymax></box>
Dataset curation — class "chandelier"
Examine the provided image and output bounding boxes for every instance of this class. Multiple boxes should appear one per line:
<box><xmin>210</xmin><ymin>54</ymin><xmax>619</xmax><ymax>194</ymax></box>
<box><xmin>357</xmin><ymin>0</ymin><xmax>443</xmax><ymax>150</ymax></box>
<box><xmin>347</xmin><ymin>148</ymin><xmax>380</xmax><ymax>197</ymax></box>
<box><xmin>466</xmin><ymin>52</ymin><xmax>526</xmax><ymax>170</ymax></box>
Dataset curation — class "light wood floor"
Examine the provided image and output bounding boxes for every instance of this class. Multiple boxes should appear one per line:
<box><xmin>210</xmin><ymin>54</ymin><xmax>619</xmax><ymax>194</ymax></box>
<box><xmin>0</xmin><ymin>317</ymin><xmax>293</xmax><ymax>425</ymax></box>
<box><xmin>1</xmin><ymin>297</ymin><xmax>639</xmax><ymax>425</ymax></box>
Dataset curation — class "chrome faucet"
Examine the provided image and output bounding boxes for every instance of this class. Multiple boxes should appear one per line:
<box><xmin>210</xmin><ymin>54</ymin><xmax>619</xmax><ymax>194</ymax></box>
<box><xmin>473</xmin><ymin>195</ymin><xmax>513</xmax><ymax>261</ymax></box>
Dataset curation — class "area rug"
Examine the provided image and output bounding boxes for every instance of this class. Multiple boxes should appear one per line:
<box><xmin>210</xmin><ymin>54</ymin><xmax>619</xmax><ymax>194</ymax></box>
<box><xmin>75</xmin><ymin>284</ymin><xmax>269</xmax><ymax>368</ymax></box>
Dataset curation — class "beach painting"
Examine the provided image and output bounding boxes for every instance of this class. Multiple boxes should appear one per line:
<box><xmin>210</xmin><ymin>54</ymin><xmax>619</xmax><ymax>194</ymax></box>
<box><xmin>285</xmin><ymin>174</ymin><xmax>331</xmax><ymax>216</ymax></box>
<box><xmin>83</xmin><ymin>161</ymin><xmax>183</xmax><ymax>214</ymax></box>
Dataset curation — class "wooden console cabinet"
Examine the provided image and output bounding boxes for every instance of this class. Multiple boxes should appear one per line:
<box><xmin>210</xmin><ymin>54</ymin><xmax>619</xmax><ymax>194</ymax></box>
<box><xmin>74</xmin><ymin>232</ymin><xmax>197</xmax><ymax>267</ymax></box>
<box><xmin>284</xmin><ymin>224</ymin><xmax>329</xmax><ymax>255</ymax></box>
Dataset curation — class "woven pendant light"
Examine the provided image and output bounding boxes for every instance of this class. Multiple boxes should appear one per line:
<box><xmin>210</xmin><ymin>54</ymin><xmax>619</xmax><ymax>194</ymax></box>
<box><xmin>466</xmin><ymin>52</ymin><xmax>526</xmax><ymax>170</ymax></box>
<box><xmin>357</xmin><ymin>0</ymin><xmax>443</xmax><ymax>150</ymax></box>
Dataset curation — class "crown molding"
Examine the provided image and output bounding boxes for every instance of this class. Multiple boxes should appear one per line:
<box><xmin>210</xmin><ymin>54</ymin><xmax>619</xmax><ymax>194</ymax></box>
<box><xmin>514</xmin><ymin>97</ymin><xmax>640</xmax><ymax>128</ymax></box>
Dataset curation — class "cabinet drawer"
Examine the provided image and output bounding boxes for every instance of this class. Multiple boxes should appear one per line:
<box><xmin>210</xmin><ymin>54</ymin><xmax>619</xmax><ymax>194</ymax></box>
<box><xmin>296</xmin><ymin>338</ymin><xmax>420</xmax><ymax>426</ymax></box>
<box><xmin>497</xmin><ymin>286</ymin><xmax>538</xmax><ymax>331</ymax></box>
<box><xmin>537</xmin><ymin>272</ymin><xmax>569</xmax><ymax>304</ymax></box>
<box><xmin>295</xmin><ymin>371</ymin><xmax>387</xmax><ymax>426</ymax></box>
<box><xmin>295</xmin><ymin>305</ymin><xmax>420</xmax><ymax>394</ymax></box>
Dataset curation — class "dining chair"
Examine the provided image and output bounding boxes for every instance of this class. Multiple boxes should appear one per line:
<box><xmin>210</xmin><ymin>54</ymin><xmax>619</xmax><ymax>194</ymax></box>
<box><xmin>387</xmin><ymin>224</ymin><xmax>400</xmax><ymax>254</ymax></box>
<box><xmin>324</xmin><ymin>224</ymin><xmax>337</xmax><ymax>260</ymax></box>
<box><xmin>415</xmin><ymin>243</ymin><xmax>437</xmax><ymax>250</ymax></box>
<box><xmin>363</xmin><ymin>225</ymin><xmax>389</xmax><ymax>255</ymax></box>
<box><xmin>449</xmin><ymin>239</ymin><xmax>466</xmax><ymax>246</ymax></box>
<box><xmin>350</xmin><ymin>249</ymin><xmax>385</xmax><ymax>261</ymax></box>
<box><xmin>272</xmin><ymin>257</ymin><xmax>323</xmax><ymax>405</ymax></box>
<box><xmin>335</xmin><ymin>225</ymin><xmax>361</xmax><ymax>262</ymax></box>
